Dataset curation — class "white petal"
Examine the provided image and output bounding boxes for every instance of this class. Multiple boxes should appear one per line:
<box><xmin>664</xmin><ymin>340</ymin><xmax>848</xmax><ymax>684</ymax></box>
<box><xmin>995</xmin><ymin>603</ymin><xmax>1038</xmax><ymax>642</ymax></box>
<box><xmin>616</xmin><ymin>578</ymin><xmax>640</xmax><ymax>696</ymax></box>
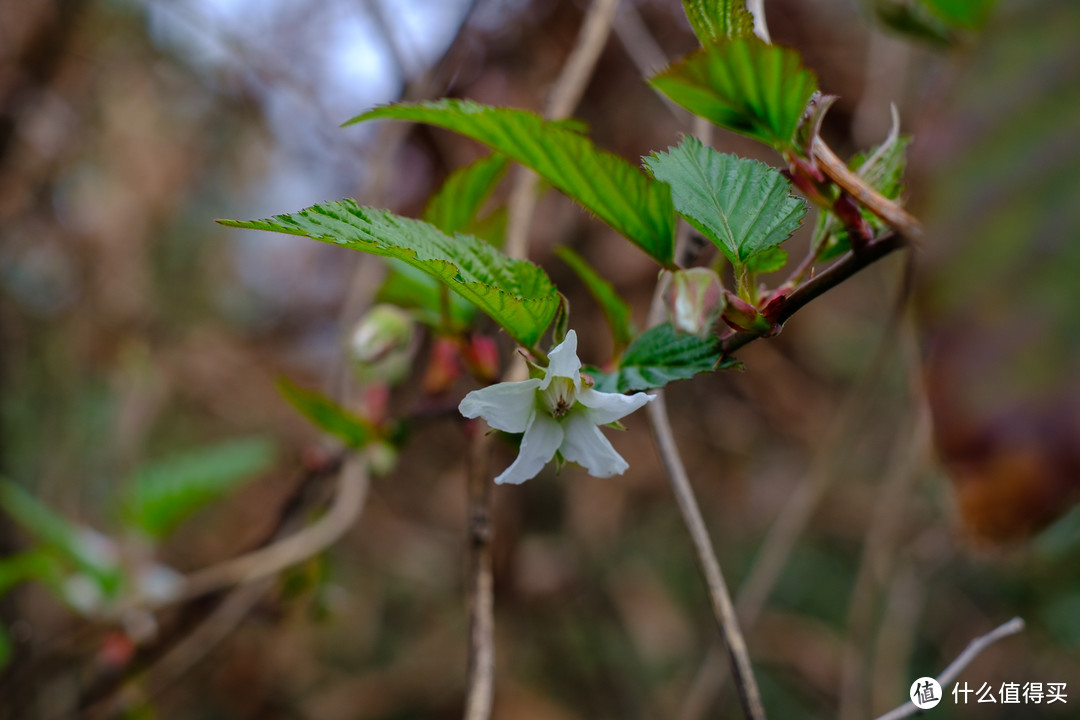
<box><xmin>542</xmin><ymin>329</ymin><xmax>581</xmax><ymax>388</ymax></box>
<box><xmin>459</xmin><ymin>379</ymin><xmax>542</xmax><ymax>433</ymax></box>
<box><xmin>495</xmin><ymin>414</ymin><xmax>564</xmax><ymax>484</ymax></box>
<box><xmin>577</xmin><ymin>388</ymin><xmax>655</xmax><ymax>425</ymax></box>
<box><xmin>558</xmin><ymin>412</ymin><xmax>629</xmax><ymax>478</ymax></box>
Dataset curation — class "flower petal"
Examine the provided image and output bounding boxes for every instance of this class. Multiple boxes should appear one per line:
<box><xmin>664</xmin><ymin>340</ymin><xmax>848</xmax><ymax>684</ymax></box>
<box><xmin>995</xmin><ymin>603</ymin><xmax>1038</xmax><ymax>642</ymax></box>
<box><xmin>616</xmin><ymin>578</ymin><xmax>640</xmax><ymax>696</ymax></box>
<box><xmin>577</xmin><ymin>388</ymin><xmax>655</xmax><ymax>425</ymax></box>
<box><xmin>459</xmin><ymin>379</ymin><xmax>542</xmax><ymax>433</ymax></box>
<box><xmin>542</xmin><ymin>329</ymin><xmax>582</xmax><ymax>388</ymax></box>
<box><xmin>558</xmin><ymin>412</ymin><xmax>629</xmax><ymax>478</ymax></box>
<box><xmin>495</xmin><ymin>414</ymin><xmax>564</xmax><ymax>485</ymax></box>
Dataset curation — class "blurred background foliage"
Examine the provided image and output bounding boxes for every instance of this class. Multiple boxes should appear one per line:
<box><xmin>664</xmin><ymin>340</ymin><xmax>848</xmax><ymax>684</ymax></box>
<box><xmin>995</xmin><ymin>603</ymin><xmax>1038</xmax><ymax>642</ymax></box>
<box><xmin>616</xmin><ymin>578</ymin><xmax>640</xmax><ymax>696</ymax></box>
<box><xmin>0</xmin><ymin>0</ymin><xmax>1077</xmax><ymax>718</ymax></box>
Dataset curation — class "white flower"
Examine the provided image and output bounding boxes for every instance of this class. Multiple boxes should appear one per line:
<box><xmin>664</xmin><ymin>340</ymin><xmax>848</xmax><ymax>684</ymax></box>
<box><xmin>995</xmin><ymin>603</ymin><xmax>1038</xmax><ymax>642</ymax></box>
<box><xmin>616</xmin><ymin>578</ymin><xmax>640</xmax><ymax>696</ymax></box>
<box><xmin>459</xmin><ymin>330</ymin><xmax>655</xmax><ymax>484</ymax></box>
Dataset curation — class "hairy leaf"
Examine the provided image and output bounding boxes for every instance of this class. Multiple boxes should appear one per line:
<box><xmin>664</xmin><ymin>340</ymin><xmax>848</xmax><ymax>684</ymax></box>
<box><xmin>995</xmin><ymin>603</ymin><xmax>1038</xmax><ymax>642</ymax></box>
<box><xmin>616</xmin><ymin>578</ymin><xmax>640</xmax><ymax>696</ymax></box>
<box><xmin>683</xmin><ymin>0</ymin><xmax>755</xmax><ymax>43</ymax></box>
<box><xmin>645</xmin><ymin>136</ymin><xmax>806</xmax><ymax>263</ymax></box>
<box><xmin>650</xmin><ymin>38</ymin><xmax>818</xmax><ymax>151</ymax></box>
<box><xmin>221</xmin><ymin>202</ymin><xmax>560</xmax><ymax>348</ymax></box>
<box><xmin>348</xmin><ymin>100</ymin><xmax>675</xmax><ymax>265</ymax></box>
<box><xmin>587</xmin><ymin>323</ymin><xmax>726</xmax><ymax>392</ymax></box>
<box><xmin>278</xmin><ymin>378</ymin><xmax>377</xmax><ymax>449</ymax></box>
<box><xmin>123</xmin><ymin>438</ymin><xmax>274</xmax><ymax>538</ymax></box>
<box><xmin>555</xmin><ymin>247</ymin><xmax>636</xmax><ymax>354</ymax></box>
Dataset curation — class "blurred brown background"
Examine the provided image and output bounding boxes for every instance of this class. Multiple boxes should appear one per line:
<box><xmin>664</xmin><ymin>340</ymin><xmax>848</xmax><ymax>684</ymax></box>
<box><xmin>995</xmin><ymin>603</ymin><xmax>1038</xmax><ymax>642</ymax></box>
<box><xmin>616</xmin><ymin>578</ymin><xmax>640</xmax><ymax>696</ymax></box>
<box><xmin>1</xmin><ymin>0</ymin><xmax>1078</xmax><ymax>718</ymax></box>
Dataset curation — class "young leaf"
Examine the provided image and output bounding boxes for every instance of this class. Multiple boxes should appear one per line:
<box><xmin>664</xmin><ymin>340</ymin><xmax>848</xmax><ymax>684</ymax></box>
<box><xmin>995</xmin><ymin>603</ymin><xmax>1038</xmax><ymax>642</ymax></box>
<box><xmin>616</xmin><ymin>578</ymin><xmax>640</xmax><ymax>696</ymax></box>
<box><xmin>555</xmin><ymin>246</ymin><xmax>636</xmax><ymax>354</ymax></box>
<box><xmin>746</xmin><ymin>247</ymin><xmax>788</xmax><ymax>274</ymax></box>
<box><xmin>586</xmin><ymin>322</ymin><xmax>728</xmax><ymax>393</ymax></box>
<box><xmin>650</xmin><ymin>37</ymin><xmax>818</xmax><ymax>151</ymax></box>
<box><xmin>348</xmin><ymin>100</ymin><xmax>676</xmax><ymax>265</ymax></box>
<box><xmin>0</xmin><ymin>549</ymin><xmax>65</xmax><ymax>597</ymax></box>
<box><xmin>220</xmin><ymin>203</ymin><xmax>560</xmax><ymax>348</ymax></box>
<box><xmin>422</xmin><ymin>153</ymin><xmax>510</xmax><ymax>235</ymax></box>
<box><xmin>0</xmin><ymin>480</ymin><xmax>120</xmax><ymax>587</ymax></box>
<box><xmin>645</xmin><ymin>136</ymin><xmax>806</xmax><ymax>263</ymax></box>
<box><xmin>813</xmin><ymin>132</ymin><xmax>911</xmax><ymax>261</ymax></box>
<box><xmin>277</xmin><ymin>377</ymin><xmax>376</xmax><ymax>449</ymax></box>
<box><xmin>683</xmin><ymin>0</ymin><xmax>755</xmax><ymax>43</ymax></box>
<box><xmin>123</xmin><ymin>438</ymin><xmax>274</xmax><ymax>539</ymax></box>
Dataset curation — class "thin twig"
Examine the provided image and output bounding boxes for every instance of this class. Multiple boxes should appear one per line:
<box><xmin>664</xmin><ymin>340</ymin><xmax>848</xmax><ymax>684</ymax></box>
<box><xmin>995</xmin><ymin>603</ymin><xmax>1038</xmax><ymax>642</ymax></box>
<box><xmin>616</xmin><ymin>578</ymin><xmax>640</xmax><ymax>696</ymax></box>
<box><xmin>462</xmin><ymin>4</ymin><xmax>623</xmax><ymax>718</ymax></box>
<box><xmin>647</xmin><ymin>393</ymin><xmax>767</xmax><ymax>720</ymax></box>
<box><xmin>721</xmin><ymin>231</ymin><xmax>907</xmax><ymax>356</ymax></box>
<box><xmin>161</xmin><ymin>455</ymin><xmax>370</xmax><ymax>606</ymax></box>
<box><xmin>811</xmin><ymin>138</ymin><xmax>923</xmax><ymax>242</ymax></box>
<box><xmin>504</xmin><ymin>0</ymin><xmax>621</xmax><ymax>260</ymax></box>
<box><xmin>873</xmin><ymin>618</ymin><xmax>1026</xmax><ymax>720</ymax></box>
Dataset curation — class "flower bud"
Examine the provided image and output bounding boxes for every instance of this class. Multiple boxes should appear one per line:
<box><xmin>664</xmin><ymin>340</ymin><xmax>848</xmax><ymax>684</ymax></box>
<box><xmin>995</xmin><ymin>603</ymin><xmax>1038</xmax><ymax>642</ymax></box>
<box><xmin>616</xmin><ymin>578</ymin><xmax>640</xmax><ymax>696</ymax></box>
<box><xmin>421</xmin><ymin>335</ymin><xmax>463</xmax><ymax>395</ymax></box>
<box><xmin>667</xmin><ymin>268</ymin><xmax>724</xmax><ymax>337</ymax></box>
<box><xmin>348</xmin><ymin>304</ymin><xmax>417</xmax><ymax>385</ymax></box>
<box><xmin>462</xmin><ymin>334</ymin><xmax>500</xmax><ymax>382</ymax></box>
<box><xmin>721</xmin><ymin>290</ymin><xmax>771</xmax><ymax>334</ymax></box>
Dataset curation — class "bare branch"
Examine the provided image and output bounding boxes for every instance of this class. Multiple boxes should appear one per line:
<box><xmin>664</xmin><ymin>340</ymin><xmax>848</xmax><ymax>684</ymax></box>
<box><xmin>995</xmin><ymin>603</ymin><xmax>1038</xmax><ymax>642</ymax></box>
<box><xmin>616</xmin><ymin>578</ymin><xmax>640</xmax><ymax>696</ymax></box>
<box><xmin>873</xmin><ymin>618</ymin><xmax>1026</xmax><ymax>720</ymax></box>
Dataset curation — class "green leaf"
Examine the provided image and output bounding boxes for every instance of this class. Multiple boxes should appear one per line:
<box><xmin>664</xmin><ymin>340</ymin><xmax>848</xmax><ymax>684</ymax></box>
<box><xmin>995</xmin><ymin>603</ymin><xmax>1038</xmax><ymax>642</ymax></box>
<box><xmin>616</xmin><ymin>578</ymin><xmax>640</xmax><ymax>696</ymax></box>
<box><xmin>923</xmin><ymin>0</ymin><xmax>997</xmax><ymax>28</ymax></box>
<box><xmin>422</xmin><ymin>153</ymin><xmax>510</xmax><ymax>235</ymax></box>
<box><xmin>376</xmin><ymin>260</ymin><xmax>476</xmax><ymax>330</ymax></box>
<box><xmin>0</xmin><ymin>549</ymin><xmax>65</xmax><ymax>596</ymax></box>
<box><xmin>348</xmin><ymin>100</ymin><xmax>676</xmax><ymax>265</ymax></box>
<box><xmin>746</xmin><ymin>247</ymin><xmax>788</xmax><ymax>274</ymax></box>
<box><xmin>555</xmin><ymin>247</ymin><xmax>636</xmax><ymax>354</ymax></box>
<box><xmin>683</xmin><ymin>0</ymin><xmax>755</xmax><ymax>43</ymax></box>
<box><xmin>586</xmin><ymin>322</ymin><xmax>726</xmax><ymax>392</ymax></box>
<box><xmin>123</xmin><ymin>438</ymin><xmax>274</xmax><ymax>538</ymax></box>
<box><xmin>645</xmin><ymin>136</ymin><xmax>806</xmax><ymax>263</ymax></box>
<box><xmin>650</xmin><ymin>37</ymin><xmax>818</xmax><ymax>151</ymax></box>
<box><xmin>381</xmin><ymin>153</ymin><xmax>511</xmax><ymax>331</ymax></box>
<box><xmin>0</xmin><ymin>626</ymin><xmax>10</xmax><ymax>670</ymax></box>
<box><xmin>0</xmin><ymin>480</ymin><xmax>120</xmax><ymax>587</ymax></box>
<box><xmin>277</xmin><ymin>377</ymin><xmax>377</xmax><ymax>449</ymax></box>
<box><xmin>220</xmin><ymin>202</ymin><xmax>560</xmax><ymax>348</ymax></box>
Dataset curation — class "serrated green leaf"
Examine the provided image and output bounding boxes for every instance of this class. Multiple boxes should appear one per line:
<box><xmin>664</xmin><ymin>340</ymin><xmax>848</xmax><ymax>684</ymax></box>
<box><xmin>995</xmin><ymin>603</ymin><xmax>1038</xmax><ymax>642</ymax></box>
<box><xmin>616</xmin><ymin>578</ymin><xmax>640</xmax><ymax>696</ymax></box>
<box><xmin>645</xmin><ymin>136</ymin><xmax>806</xmax><ymax>264</ymax></box>
<box><xmin>586</xmin><ymin>322</ymin><xmax>723</xmax><ymax>392</ymax></box>
<box><xmin>381</xmin><ymin>153</ymin><xmax>510</xmax><ymax>332</ymax></box>
<box><xmin>555</xmin><ymin>247</ymin><xmax>636</xmax><ymax>354</ymax></box>
<box><xmin>376</xmin><ymin>260</ymin><xmax>476</xmax><ymax>330</ymax></box>
<box><xmin>347</xmin><ymin>100</ymin><xmax>676</xmax><ymax>265</ymax></box>
<box><xmin>277</xmin><ymin>377</ymin><xmax>376</xmax><ymax>449</ymax></box>
<box><xmin>683</xmin><ymin>0</ymin><xmax>755</xmax><ymax>43</ymax></box>
<box><xmin>220</xmin><ymin>202</ymin><xmax>560</xmax><ymax>348</ymax></box>
<box><xmin>422</xmin><ymin>153</ymin><xmax>510</xmax><ymax>235</ymax></box>
<box><xmin>650</xmin><ymin>37</ymin><xmax>818</xmax><ymax>151</ymax></box>
<box><xmin>123</xmin><ymin>438</ymin><xmax>274</xmax><ymax>538</ymax></box>
<box><xmin>0</xmin><ymin>480</ymin><xmax>119</xmax><ymax>589</ymax></box>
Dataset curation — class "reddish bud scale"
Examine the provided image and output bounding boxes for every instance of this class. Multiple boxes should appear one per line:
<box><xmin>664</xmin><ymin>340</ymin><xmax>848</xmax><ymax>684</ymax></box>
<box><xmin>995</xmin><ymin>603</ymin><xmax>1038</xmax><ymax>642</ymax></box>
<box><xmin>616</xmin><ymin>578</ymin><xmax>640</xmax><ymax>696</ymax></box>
<box><xmin>422</xmin><ymin>336</ymin><xmax>463</xmax><ymax>395</ymax></box>
<box><xmin>462</xmin><ymin>334</ymin><xmax>500</xmax><ymax>382</ymax></box>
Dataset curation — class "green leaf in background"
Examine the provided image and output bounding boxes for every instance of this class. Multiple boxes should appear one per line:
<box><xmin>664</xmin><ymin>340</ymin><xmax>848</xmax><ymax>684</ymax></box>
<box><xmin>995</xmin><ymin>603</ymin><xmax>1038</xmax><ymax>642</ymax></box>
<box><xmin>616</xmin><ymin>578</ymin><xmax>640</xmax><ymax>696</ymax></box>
<box><xmin>683</xmin><ymin>0</ymin><xmax>755</xmax><ymax>43</ymax></box>
<box><xmin>923</xmin><ymin>0</ymin><xmax>997</xmax><ymax>28</ymax></box>
<box><xmin>645</xmin><ymin>136</ymin><xmax>806</xmax><ymax>264</ymax></box>
<box><xmin>122</xmin><ymin>437</ymin><xmax>274</xmax><ymax>539</ymax></box>
<box><xmin>650</xmin><ymin>38</ymin><xmax>818</xmax><ymax>151</ymax></box>
<box><xmin>376</xmin><ymin>261</ymin><xmax>476</xmax><ymax>330</ymax></box>
<box><xmin>221</xmin><ymin>203</ymin><xmax>560</xmax><ymax>348</ymax></box>
<box><xmin>586</xmin><ymin>322</ymin><xmax>728</xmax><ymax>393</ymax></box>
<box><xmin>0</xmin><ymin>480</ymin><xmax>121</xmax><ymax>592</ymax></box>
<box><xmin>348</xmin><ymin>100</ymin><xmax>676</xmax><ymax>265</ymax></box>
<box><xmin>422</xmin><ymin>153</ymin><xmax>510</xmax><ymax>235</ymax></box>
<box><xmin>813</xmin><ymin>129</ymin><xmax>911</xmax><ymax>261</ymax></box>
<box><xmin>555</xmin><ymin>247</ymin><xmax>636</xmax><ymax>355</ymax></box>
<box><xmin>277</xmin><ymin>377</ymin><xmax>376</xmax><ymax>449</ymax></box>
<box><xmin>871</xmin><ymin>0</ymin><xmax>996</xmax><ymax>45</ymax></box>
<box><xmin>0</xmin><ymin>549</ymin><xmax>65</xmax><ymax>598</ymax></box>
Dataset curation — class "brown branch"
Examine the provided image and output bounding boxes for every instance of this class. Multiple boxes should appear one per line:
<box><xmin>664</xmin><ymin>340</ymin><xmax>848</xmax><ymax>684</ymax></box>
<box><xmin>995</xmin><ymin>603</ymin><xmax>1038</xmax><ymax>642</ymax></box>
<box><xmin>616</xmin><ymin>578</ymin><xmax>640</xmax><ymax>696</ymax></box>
<box><xmin>721</xmin><ymin>231</ymin><xmax>908</xmax><ymax>356</ymax></box>
<box><xmin>873</xmin><ymin>618</ymin><xmax>1026</xmax><ymax>720</ymax></box>
<box><xmin>811</xmin><ymin>138</ymin><xmax>923</xmax><ymax>243</ymax></box>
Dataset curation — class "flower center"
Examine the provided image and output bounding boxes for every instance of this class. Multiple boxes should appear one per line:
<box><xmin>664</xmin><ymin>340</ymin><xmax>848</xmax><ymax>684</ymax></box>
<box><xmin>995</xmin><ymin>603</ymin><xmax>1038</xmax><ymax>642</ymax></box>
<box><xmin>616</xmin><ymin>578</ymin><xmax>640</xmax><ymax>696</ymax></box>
<box><xmin>542</xmin><ymin>376</ymin><xmax>577</xmax><ymax>418</ymax></box>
